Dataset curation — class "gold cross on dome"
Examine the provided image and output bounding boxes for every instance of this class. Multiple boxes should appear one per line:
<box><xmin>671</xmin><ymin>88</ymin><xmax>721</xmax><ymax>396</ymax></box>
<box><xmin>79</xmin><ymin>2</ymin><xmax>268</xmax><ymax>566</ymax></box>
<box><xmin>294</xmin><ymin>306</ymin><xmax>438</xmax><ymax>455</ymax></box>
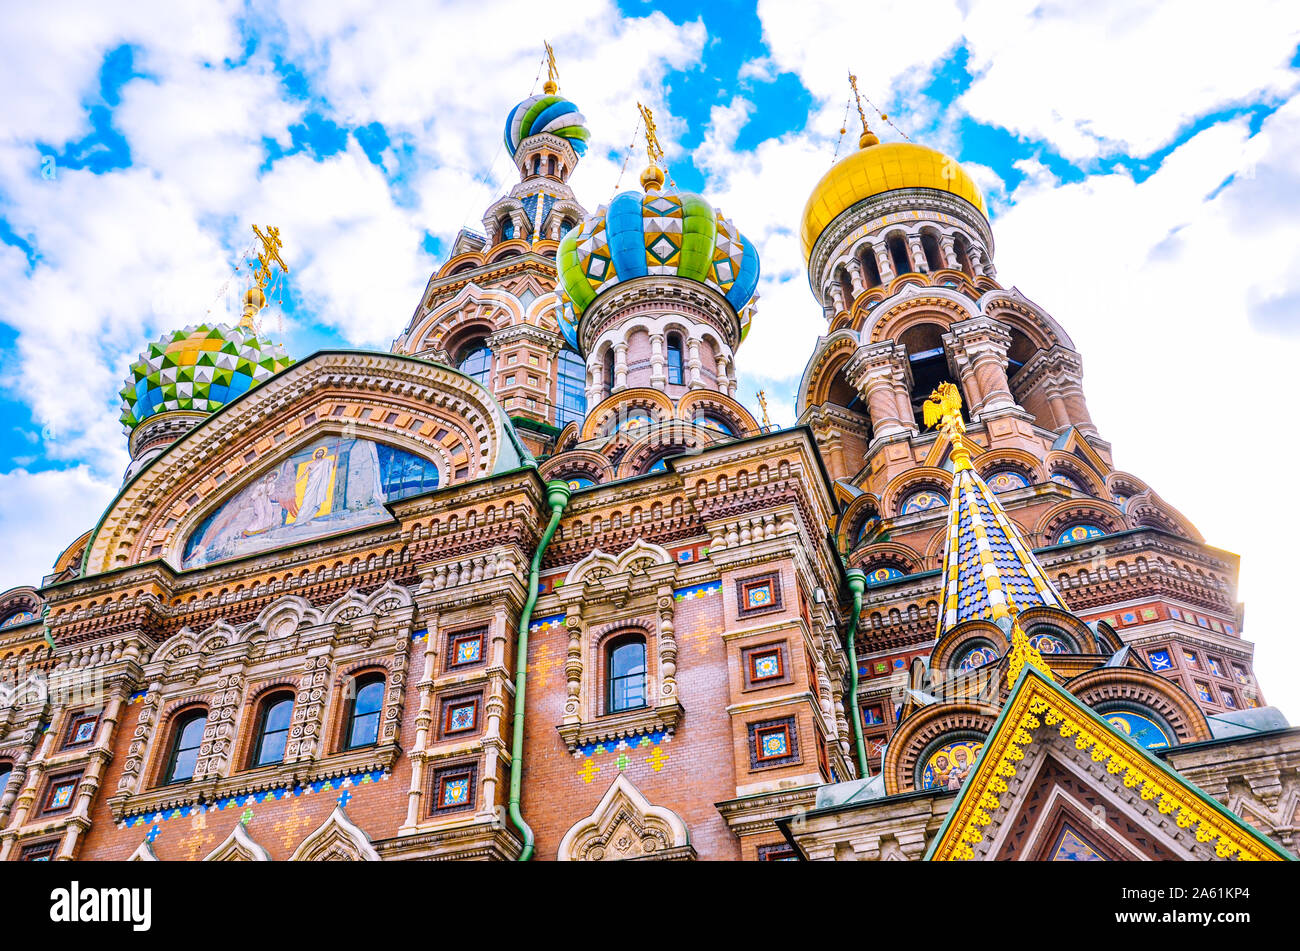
<box><xmin>848</xmin><ymin>71</ymin><xmax>869</xmax><ymax>133</ymax></box>
<box><xmin>637</xmin><ymin>102</ymin><xmax>665</xmax><ymax>168</ymax></box>
<box><xmin>251</xmin><ymin>224</ymin><xmax>289</xmax><ymax>292</ymax></box>
<box><xmin>544</xmin><ymin>41</ymin><xmax>559</xmax><ymax>93</ymax></box>
<box><xmin>756</xmin><ymin>389</ymin><xmax>772</xmax><ymax>430</ymax></box>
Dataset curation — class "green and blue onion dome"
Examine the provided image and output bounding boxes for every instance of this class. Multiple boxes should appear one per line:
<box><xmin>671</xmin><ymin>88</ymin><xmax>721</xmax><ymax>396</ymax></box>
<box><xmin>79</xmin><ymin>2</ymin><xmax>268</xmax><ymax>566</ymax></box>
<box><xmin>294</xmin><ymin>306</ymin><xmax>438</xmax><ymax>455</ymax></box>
<box><xmin>556</xmin><ymin>182</ymin><xmax>760</xmax><ymax>328</ymax></box>
<box><xmin>119</xmin><ymin>322</ymin><xmax>294</xmax><ymax>433</ymax></box>
<box><xmin>505</xmin><ymin>91</ymin><xmax>590</xmax><ymax>158</ymax></box>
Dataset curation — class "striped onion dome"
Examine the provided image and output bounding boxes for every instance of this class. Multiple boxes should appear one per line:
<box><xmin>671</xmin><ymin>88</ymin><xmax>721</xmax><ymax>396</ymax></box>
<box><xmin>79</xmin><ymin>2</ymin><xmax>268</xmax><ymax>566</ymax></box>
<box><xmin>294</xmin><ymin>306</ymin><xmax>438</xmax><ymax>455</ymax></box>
<box><xmin>504</xmin><ymin>93</ymin><xmax>590</xmax><ymax>157</ymax></box>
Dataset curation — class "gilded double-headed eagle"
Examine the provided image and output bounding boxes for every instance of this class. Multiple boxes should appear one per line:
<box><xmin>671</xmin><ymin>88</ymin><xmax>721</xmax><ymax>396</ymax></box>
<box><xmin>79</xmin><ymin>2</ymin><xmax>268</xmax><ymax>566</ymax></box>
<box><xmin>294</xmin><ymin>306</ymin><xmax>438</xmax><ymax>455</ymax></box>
<box><xmin>922</xmin><ymin>382</ymin><xmax>964</xmax><ymax>431</ymax></box>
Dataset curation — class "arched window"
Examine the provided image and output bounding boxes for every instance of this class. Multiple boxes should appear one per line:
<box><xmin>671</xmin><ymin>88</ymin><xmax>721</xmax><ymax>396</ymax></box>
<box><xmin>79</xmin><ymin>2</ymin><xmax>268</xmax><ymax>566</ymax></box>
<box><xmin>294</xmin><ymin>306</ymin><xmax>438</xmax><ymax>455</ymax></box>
<box><xmin>886</xmin><ymin>233</ymin><xmax>912</xmax><ymax>276</ymax></box>
<box><xmin>837</xmin><ymin>266</ymin><xmax>853</xmax><ymax>307</ymax></box>
<box><xmin>547</xmin><ymin>155</ymin><xmax>557</xmax><ymax>176</ymax></box>
<box><xmin>0</xmin><ymin>761</ymin><xmax>12</xmax><ymax>797</ymax></box>
<box><xmin>532</xmin><ymin>155</ymin><xmax>542</xmax><ymax>176</ymax></box>
<box><xmin>499</xmin><ymin>216</ymin><xmax>515</xmax><ymax>241</ymax></box>
<box><xmin>558</xmin><ymin>217</ymin><xmax>576</xmax><ymax>239</ymax></box>
<box><xmin>899</xmin><ymin>323</ymin><xmax>959</xmax><ymax>428</ymax></box>
<box><xmin>860</xmin><ymin>248</ymin><xmax>882</xmax><ymax>288</ymax></box>
<box><xmin>1006</xmin><ymin>328</ymin><xmax>1037</xmax><ymax>385</ymax></box>
<box><xmin>345</xmin><ymin>674</ymin><xmax>385</xmax><ymax>750</ymax></box>
<box><xmin>603</xmin><ymin>347</ymin><xmax>616</xmax><ymax>397</ymax></box>
<box><xmin>164</xmin><ymin>709</ymin><xmax>207</xmax><ymax>784</ymax></box>
<box><xmin>251</xmin><ymin>693</ymin><xmax>295</xmax><ymax>767</ymax></box>
<box><xmin>666</xmin><ymin>332</ymin><xmax>684</xmax><ymax>385</ymax></box>
<box><xmin>606</xmin><ymin>634</ymin><xmax>647</xmax><ymax>714</ymax></box>
<box><xmin>458</xmin><ymin>340</ymin><xmax>492</xmax><ymax>386</ymax></box>
<box><xmin>556</xmin><ymin>348</ymin><xmax>587</xmax><ymax>429</ymax></box>
<box><xmin>921</xmin><ymin>231</ymin><xmax>944</xmax><ymax>271</ymax></box>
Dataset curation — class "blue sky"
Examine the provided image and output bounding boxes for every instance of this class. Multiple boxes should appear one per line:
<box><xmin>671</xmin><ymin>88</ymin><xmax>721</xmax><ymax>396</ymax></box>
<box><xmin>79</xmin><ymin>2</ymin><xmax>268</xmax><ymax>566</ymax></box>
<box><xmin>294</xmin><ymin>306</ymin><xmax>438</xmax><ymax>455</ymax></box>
<box><xmin>2</xmin><ymin>0</ymin><xmax>1299</xmax><ymax>711</ymax></box>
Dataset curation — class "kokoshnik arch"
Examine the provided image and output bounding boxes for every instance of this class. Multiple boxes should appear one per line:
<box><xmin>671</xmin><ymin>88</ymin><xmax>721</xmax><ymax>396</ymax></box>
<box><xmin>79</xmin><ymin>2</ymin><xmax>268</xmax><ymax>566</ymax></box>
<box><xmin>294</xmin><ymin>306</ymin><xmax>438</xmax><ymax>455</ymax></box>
<box><xmin>0</xmin><ymin>57</ymin><xmax>1293</xmax><ymax>863</ymax></box>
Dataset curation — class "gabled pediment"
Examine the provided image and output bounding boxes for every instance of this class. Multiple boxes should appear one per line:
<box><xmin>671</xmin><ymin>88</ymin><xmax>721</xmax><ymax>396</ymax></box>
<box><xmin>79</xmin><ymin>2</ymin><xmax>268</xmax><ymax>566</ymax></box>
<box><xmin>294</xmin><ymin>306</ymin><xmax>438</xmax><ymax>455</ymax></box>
<box><xmin>204</xmin><ymin>821</ymin><xmax>271</xmax><ymax>861</ymax></box>
<box><xmin>557</xmin><ymin>775</ymin><xmax>693</xmax><ymax>861</ymax></box>
<box><xmin>927</xmin><ymin>666</ymin><xmax>1293</xmax><ymax>861</ymax></box>
<box><xmin>289</xmin><ymin>805</ymin><xmax>380</xmax><ymax>861</ymax></box>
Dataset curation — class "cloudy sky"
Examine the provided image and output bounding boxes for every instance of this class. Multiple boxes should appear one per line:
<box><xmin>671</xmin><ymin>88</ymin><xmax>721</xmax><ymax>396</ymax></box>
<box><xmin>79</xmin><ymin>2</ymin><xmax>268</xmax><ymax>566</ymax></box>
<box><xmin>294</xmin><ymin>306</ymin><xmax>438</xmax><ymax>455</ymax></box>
<box><xmin>1</xmin><ymin>1</ymin><xmax>1297</xmax><ymax>713</ymax></box>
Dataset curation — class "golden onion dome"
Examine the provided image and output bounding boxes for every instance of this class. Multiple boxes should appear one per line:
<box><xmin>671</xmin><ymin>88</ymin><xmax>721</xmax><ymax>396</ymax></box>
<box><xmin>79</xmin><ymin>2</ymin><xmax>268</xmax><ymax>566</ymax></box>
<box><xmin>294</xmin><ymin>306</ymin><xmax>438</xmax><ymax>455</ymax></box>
<box><xmin>799</xmin><ymin>140</ymin><xmax>987</xmax><ymax>262</ymax></box>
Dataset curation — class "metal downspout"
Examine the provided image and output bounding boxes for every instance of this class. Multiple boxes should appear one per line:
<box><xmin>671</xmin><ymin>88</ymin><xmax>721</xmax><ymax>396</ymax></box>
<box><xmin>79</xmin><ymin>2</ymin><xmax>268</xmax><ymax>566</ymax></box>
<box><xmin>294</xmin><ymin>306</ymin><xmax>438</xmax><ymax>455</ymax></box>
<box><xmin>508</xmin><ymin>480</ymin><xmax>572</xmax><ymax>861</ymax></box>
<box><xmin>845</xmin><ymin>569</ymin><xmax>870</xmax><ymax>778</ymax></box>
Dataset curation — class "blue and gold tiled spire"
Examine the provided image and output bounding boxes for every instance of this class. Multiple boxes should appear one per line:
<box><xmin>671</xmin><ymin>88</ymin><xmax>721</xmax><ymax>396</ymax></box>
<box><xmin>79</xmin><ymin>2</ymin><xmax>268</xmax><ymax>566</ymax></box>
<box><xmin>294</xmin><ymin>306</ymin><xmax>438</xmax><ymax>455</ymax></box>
<box><xmin>928</xmin><ymin>384</ymin><xmax>1067</xmax><ymax>639</ymax></box>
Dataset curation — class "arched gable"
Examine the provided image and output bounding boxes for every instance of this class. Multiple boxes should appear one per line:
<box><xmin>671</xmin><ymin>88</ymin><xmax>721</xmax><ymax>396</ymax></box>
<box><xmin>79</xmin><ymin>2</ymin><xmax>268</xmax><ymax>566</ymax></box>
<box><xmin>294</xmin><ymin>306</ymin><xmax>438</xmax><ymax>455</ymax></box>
<box><xmin>83</xmin><ymin>352</ymin><xmax>523</xmax><ymax>576</ymax></box>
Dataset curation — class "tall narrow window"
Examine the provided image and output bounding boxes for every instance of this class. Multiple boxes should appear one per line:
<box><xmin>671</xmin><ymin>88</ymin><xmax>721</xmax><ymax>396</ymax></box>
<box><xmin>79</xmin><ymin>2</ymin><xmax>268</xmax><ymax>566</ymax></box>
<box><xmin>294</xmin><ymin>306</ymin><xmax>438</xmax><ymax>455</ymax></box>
<box><xmin>556</xmin><ymin>348</ymin><xmax>588</xmax><ymax>428</ymax></box>
<box><xmin>0</xmin><ymin>761</ymin><xmax>12</xmax><ymax>797</ymax></box>
<box><xmin>532</xmin><ymin>155</ymin><xmax>542</xmax><ymax>176</ymax></box>
<box><xmin>666</xmin><ymin>333</ymin><xmax>684</xmax><ymax>385</ymax></box>
<box><xmin>603</xmin><ymin>347</ymin><xmax>616</xmax><ymax>397</ymax></box>
<box><xmin>252</xmin><ymin>693</ymin><xmax>295</xmax><ymax>767</ymax></box>
<box><xmin>860</xmin><ymin>249</ymin><xmax>882</xmax><ymax>288</ymax></box>
<box><xmin>953</xmin><ymin>233</ymin><xmax>975</xmax><ymax>277</ymax></box>
<box><xmin>887</xmin><ymin>234</ymin><xmax>912</xmax><ymax>275</ymax></box>
<box><xmin>547</xmin><ymin>156</ymin><xmax>557</xmax><ymax>176</ymax></box>
<box><xmin>458</xmin><ymin>341</ymin><xmax>492</xmax><ymax>386</ymax></box>
<box><xmin>346</xmin><ymin>675</ymin><xmax>385</xmax><ymax>749</ymax></box>
<box><xmin>164</xmin><ymin>710</ymin><xmax>207</xmax><ymax>784</ymax></box>
<box><xmin>500</xmin><ymin>216</ymin><xmax>515</xmax><ymax>241</ymax></box>
<box><xmin>606</xmin><ymin>635</ymin><xmax>647</xmax><ymax>714</ymax></box>
<box><xmin>921</xmin><ymin>232</ymin><xmax>944</xmax><ymax>271</ymax></box>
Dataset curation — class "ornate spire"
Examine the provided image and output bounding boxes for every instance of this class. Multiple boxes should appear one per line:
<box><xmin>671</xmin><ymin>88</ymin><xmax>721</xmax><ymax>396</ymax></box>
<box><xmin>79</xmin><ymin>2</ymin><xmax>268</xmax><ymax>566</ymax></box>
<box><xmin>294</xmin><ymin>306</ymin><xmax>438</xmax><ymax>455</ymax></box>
<box><xmin>847</xmin><ymin>71</ymin><xmax>879</xmax><ymax>149</ymax></box>
<box><xmin>637</xmin><ymin>101</ymin><xmax>666</xmax><ymax>192</ymax></box>
<box><xmin>928</xmin><ymin>383</ymin><xmax>1068</xmax><ymax>640</ymax></box>
<box><xmin>1004</xmin><ymin>595</ymin><xmax>1056</xmax><ymax>685</ymax></box>
<box><xmin>543</xmin><ymin>40</ymin><xmax>559</xmax><ymax>95</ymax></box>
<box><xmin>241</xmin><ymin>225</ymin><xmax>288</xmax><ymax>330</ymax></box>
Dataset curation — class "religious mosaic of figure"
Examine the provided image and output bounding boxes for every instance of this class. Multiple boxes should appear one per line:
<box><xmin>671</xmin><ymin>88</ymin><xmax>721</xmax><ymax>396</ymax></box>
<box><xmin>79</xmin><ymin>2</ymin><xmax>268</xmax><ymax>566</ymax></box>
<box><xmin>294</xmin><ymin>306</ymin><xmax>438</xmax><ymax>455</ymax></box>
<box><xmin>183</xmin><ymin>436</ymin><xmax>441</xmax><ymax>568</ymax></box>
<box><xmin>921</xmin><ymin>740</ymin><xmax>983</xmax><ymax>791</ymax></box>
<box><xmin>1104</xmin><ymin>710</ymin><xmax>1170</xmax><ymax>750</ymax></box>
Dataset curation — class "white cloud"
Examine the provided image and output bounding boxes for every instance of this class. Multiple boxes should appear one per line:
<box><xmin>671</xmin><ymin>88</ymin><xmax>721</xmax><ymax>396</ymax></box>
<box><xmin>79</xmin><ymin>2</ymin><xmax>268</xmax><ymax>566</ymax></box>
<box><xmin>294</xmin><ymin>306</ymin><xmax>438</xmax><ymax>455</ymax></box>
<box><xmin>0</xmin><ymin>468</ymin><xmax>118</xmax><ymax>591</ymax></box>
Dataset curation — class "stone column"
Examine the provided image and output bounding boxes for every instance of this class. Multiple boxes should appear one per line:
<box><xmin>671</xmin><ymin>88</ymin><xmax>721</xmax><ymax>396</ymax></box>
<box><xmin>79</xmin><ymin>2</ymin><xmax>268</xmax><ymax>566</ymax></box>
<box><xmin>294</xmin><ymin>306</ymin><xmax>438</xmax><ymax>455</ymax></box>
<box><xmin>845</xmin><ymin>258</ymin><xmax>866</xmax><ymax>296</ymax></box>
<box><xmin>873</xmin><ymin>243</ymin><xmax>896</xmax><ymax>284</ymax></box>
<box><xmin>613</xmin><ymin>341</ymin><xmax>629</xmax><ymax>392</ymax></box>
<box><xmin>828</xmin><ymin>282</ymin><xmax>846</xmax><ymax>315</ymax></box>
<box><xmin>714</xmin><ymin>354</ymin><xmax>730</xmax><ymax>394</ymax></box>
<box><xmin>945</xmin><ymin>316</ymin><xmax>1016</xmax><ymax>418</ymax></box>
<box><xmin>845</xmin><ymin>342</ymin><xmax>915</xmax><ymax>439</ymax></box>
<box><xmin>939</xmin><ymin>234</ymin><xmax>957</xmax><ymax>270</ymax></box>
<box><xmin>907</xmin><ymin>234</ymin><xmax>929</xmax><ymax>273</ymax></box>
<box><xmin>686</xmin><ymin>337</ymin><xmax>703</xmax><ymax>387</ymax></box>
<box><xmin>586</xmin><ymin>356</ymin><xmax>604</xmax><ymax>406</ymax></box>
<box><xmin>649</xmin><ymin>332</ymin><xmax>666</xmax><ymax>390</ymax></box>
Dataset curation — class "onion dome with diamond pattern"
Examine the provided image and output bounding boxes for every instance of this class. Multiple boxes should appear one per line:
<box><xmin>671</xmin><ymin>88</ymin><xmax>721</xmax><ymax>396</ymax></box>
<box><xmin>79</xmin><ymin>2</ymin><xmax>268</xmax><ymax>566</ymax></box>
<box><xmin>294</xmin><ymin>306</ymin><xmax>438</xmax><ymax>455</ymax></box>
<box><xmin>504</xmin><ymin>93</ymin><xmax>590</xmax><ymax>158</ymax></box>
<box><xmin>118</xmin><ymin>323</ymin><xmax>294</xmax><ymax>433</ymax></box>
<box><xmin>557</xmin><ymin>185</ymin><xmax>760</xmax><ymax>325</ymax></box>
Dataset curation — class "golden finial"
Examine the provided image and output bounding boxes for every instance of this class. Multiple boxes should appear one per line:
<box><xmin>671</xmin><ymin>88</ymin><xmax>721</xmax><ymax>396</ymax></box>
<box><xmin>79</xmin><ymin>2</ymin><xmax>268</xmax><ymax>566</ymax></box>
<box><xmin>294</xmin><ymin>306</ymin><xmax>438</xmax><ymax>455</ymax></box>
<box><xmin>922</xmin><ymin>382</ymin><xmax>969</xmax><ymax>470</ymax></box>
<box><xmin>543</xmin><ymin>41</ymin><xmax>559</xmax><ymax>95</ymax></box>
<box><xmin>637</xmin><ymin>101</ymin><xmax>666</xmax><ymax>191</ymax></box>
<box><xmin>756</xmin><ymin>389</ymin><xmax>772</xmax><ymax>430</ymax></box>
<box><xmin>1004</xmin><ymin>593</ymin><xmax>1055</xmax><ymax>685</ymax></box>
<box><xmin>848</xmin><ymin>70</ymin><xmax>879</xmax><ymax>149</ymax></box>
<box><xmin>242</xmin><ymin>225</ymin><xmax>289</xmax><ymax>330</ymax></box>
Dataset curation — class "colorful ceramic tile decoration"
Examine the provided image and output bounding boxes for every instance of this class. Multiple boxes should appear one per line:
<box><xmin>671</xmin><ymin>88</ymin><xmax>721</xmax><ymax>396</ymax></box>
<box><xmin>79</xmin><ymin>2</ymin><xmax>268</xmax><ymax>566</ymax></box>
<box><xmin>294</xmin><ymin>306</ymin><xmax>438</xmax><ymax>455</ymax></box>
<box><xmin>673</xmin><ymin>581</ymin><xmax>721</xmax><ymax>601</ymax></box>
<box><xmin>181</xmin><ymin>435</ymin><xmax>440</xmax><ymax>569</ymax></box>
<box><xmin>1222</xmin><ymin>690</ymin><xmax>1237</xmax><ymax>709</ymax></box>
<box><xmin>1050</xmin><ymin>825</ymin><xmax>1107</xmax><ymax>861</ymax></box>
<box><xmin>867</xmin><ymin>565</ymin><xmax>905</xmax><ymax>585</ymax></box>
<box><xmin>746</xmin><ymin>582</ymin><xmax>773</xmax><ymax>609</ymax></box>
<box><xmin>447</xmin><ymin>701</ymin><xmax>476</xmax><ymax>733</ymax></box>
<box><xmin>565</xmin><ymin>477</ymin><xmax>595</xmax><ymax>490</ymax></box>
<box><xmin>1057</xmin><ymin>523</ymin><xmax>1105</xmax><ymax>544</ymax></box>
<box><xmin>751</xmin><ymin>651</ymin><xmax>782</xmax><ymax>680</ymax></box>
<box><xmin>0</xmin><ymin>610</ymin><xmax>35</xmax><ymax>628</ymax></box>
<box><xmin>757</xmin><ymin>726</ymin><xmax>789</xmax><ymax>759</ymax></box>
<box><xmin>455</xmin><ymin>637</ymin><xmax>482</xmax><ymax>665</ymax></box>
<box><xmin>1207</xmin><ymin>657</ymin><xmax>1224</xmax><ymax>678</ymax></box>
<box><xmin>696</xmin><ymin>416</ymin><xmax>733</xmax><ymax>435</ymax></box>
<box><xmin>1148</xmin><ymin>649</ymin><xmax>1172</xmax><ymax>670</ymax></box>
<box><xmin>959</xmin><ymin>645</ymin><xmax>999</xmax><ymax>670</ymax></box>
<box><xmin>558</xmin><ymin>185</ymin><xmax>759</xmax><ymax>320</ymax></box>
<box><xmin>528</xmin><ymin>613</ymin><xmax>566</xmax><ymax>634</ymax></box>
<box><xmin>504</xmin><ymin>93</ymin><xmax>590</xmax><ymax>157</ymax></box>
<box><xmin>1029</xmin><ymin>632</ymin><xmax>1070</xmax><ymax>654</ymax></box>
<box><xmin>49</xmin><ymin>782</ymin><xmax>76</xmax><ymax>810</ymax></box>
<box><xmin>1183</xmin><ymin>650</ymin><xmax>1199</xmax><ymax>668</ymax></box>
<box><xmin>410</xmin><ymin>629</ymin><xmax>428</xmax><ymax>643</ymax></box>
<box><xmin>1050</xmin><ymin>471</ymin><xmax>1085</xmax><ymax>491</ymax></box>
<box><xmin>73</xmin><ymin>720</ymin><xmax>96</xmax><ymax>743</ymax></box>
<box><xmin>985</xmin><ymin>470</ymin><xmax>1029</xmax><ymax>493</ymax></box>
<box><xmin>441</xmin><ymin>776</ymin><xmax>470</xmax><ymax>807</ymax></box>
<box><xmin>1104</xmin><ymin>710</ymin><xmax>1170</xmax><ymax>750</ymax></box>
<box><xmin>119</xmin><ymin>323</ymin><xmax>294</xmax><ymax>431</ymax></box>
<box><xmin>921</xmin><ymin>740</ymin><xmax>983</xmax><ymax>791</ymax></box>
<box><xmin>899</xmin><ymin>488</ymin><xmax>947</xmax><ymax>514</ymax></box>
<box><xmin>1196</xmin><ymin>682</ymin><xmax>1214</xmax><ymax>703</ymax></box>
<box><xmin>119</xmin><ymin>769</ymin><xmax>388</xmax><ymax>830</ymax></box>
<box><xmin>862</xmin><ymin>705</ymin><xmax>885</xmax><ymax>725</ymax></box>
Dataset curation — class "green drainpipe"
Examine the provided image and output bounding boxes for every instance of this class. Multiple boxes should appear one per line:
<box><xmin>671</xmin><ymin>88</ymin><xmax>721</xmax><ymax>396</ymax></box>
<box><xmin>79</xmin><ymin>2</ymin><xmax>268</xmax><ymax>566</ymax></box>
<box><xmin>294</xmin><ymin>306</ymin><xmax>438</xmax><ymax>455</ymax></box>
<box><xmin>508</xmin><ymin>479</ymin><xmax>572</xmax><ymax>861</ymax></box>
<box><xmin>844</xmin><ymin>569</ymin><xmax>870</xmax><ymax>778</ymax></box>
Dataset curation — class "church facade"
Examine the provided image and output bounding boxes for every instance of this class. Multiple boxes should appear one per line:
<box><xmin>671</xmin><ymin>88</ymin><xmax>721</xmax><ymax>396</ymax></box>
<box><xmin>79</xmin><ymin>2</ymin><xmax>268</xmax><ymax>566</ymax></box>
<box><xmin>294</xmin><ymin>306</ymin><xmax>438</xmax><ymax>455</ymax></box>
<box><xmin>0</xmin><ymin>66</ymin><xmax>1294</xmax><ymax>862</ymax></box>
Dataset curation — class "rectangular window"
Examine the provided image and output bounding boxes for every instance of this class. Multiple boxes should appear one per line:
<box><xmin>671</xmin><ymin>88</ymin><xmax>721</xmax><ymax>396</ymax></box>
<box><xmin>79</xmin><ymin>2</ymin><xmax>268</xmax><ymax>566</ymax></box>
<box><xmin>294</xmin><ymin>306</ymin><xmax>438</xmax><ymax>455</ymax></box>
<box><xmin>431</xmin><ymin>762</ymin><xmax>477</xmax><ymax>814</ymax></box>
<box><xmin>748</xmin><ymin>716</ymin><xmax>799</xmax><ymax>769</ymax></box>
<box><xmin>41</xmin><ymin>773</ymin><xmax>81</xmax><ymax>816</ymax></box>
<box><xmin>862</xmin><ymin>704</ymin><xmax>885</xmax><ymax>726</ymax></box>
<box><xmin>62</xmin><ymin>712</ymin><xmax>100</xmax><ymax>749</ymax></box>
<box><xmin>528</xmin><ymin>354</ymin><xmax>539</xmax><ymax>366</ymax></box>
<box><xmin>19</xmin><ymin>841</ymin><xmax>58</xmax><ymax>862</ymax></box>
<box><xmin>447</xmin><ymin>627</ymin><xmax>486</xmax><ymax>669</ymax></box>
<box><xmin>440</xmin><ymin>694</ymin><xmax>481</xmax><ymax>738</ymax></box>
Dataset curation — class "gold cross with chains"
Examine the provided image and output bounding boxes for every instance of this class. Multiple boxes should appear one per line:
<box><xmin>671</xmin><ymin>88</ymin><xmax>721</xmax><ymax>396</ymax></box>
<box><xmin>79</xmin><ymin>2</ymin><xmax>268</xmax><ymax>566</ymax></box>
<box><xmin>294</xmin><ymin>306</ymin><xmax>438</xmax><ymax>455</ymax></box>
<box><xmin>637</xmin><ymin>102</ymin><xmax>665</xmax><ymax>168</ymax></box>
<box><xmin>756</xmin><ymin>389</ymin><xmax>772</xmax><ymax>430</ymax></box>
<box><xmin>251</xmin><ymin>224</ymin><xmax>289</xmax><ymax>291</ymax></box>
<box><xmin>848</xmin><ymin>71</ymin><xmax>869</xmax><ymax>132</ymax></box>
<box><xmin>544</xmin><ymin>40</ymin><xmax>559</xmax><ymax>93</ymax></box>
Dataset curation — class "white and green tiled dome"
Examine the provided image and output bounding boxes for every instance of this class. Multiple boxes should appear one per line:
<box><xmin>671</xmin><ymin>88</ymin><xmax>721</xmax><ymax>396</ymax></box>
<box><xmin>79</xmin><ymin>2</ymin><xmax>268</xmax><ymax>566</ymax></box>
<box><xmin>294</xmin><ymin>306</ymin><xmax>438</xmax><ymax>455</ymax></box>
<box><xmin>119</xmin><ymin>323</ymin><xmax>294</xmax><ymax>432</ymax></box>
